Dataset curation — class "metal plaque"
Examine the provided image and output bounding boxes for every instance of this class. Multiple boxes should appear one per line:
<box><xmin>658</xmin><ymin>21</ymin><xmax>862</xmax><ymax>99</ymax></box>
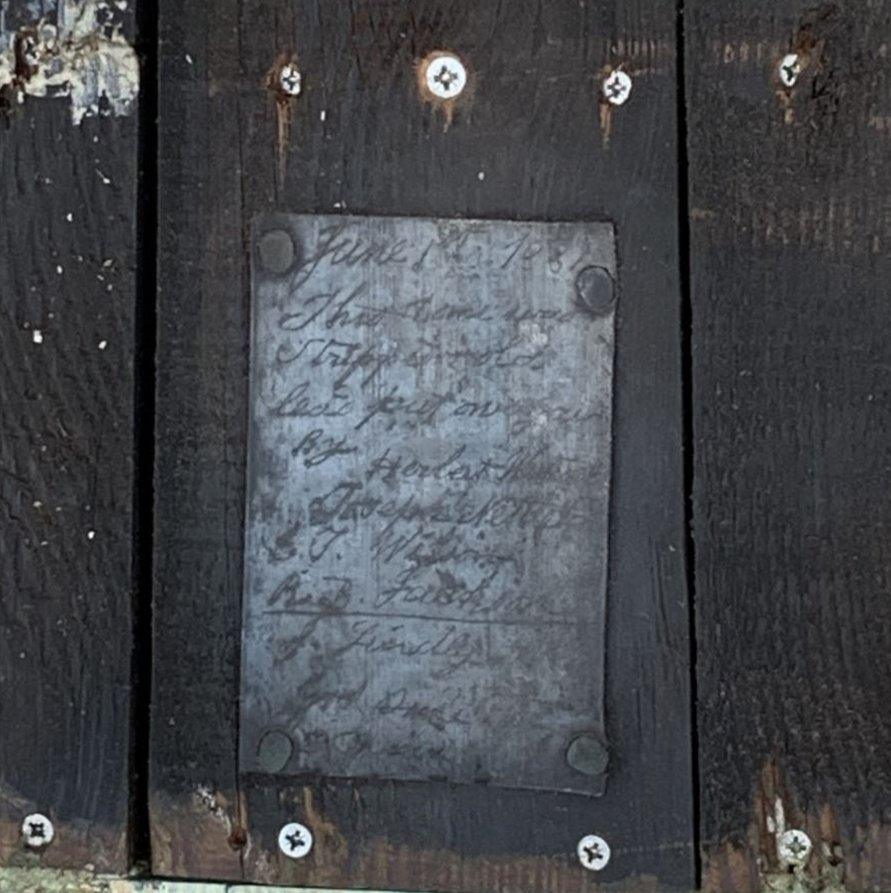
<box><xmin>240</xmin><ymin>214</ymin><xmax>617</xmax><ymax>795</ymax></box>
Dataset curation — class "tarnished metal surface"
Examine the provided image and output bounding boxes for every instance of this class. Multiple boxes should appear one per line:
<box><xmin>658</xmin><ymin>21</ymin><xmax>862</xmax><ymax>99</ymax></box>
<box><xmin>240</xmin><ymin>214</ymin><xmax>617</xmax><ymax>795</ymax></box>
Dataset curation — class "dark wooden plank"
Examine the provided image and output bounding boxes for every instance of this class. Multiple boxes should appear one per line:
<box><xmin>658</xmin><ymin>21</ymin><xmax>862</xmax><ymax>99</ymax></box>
<box><xmin>686</xmin><ymin>3</ymin><xmax>891</xmax><ymax>890</ymax></box>
<box><xmin>0</xmin><ymin>1</ymin><xmax>139</xmax><ymax>874</ymax></box>
<box><xmin>151</xmin><ymin>1</ymin><xmax>693</xmax><ymax>889</ymax></box>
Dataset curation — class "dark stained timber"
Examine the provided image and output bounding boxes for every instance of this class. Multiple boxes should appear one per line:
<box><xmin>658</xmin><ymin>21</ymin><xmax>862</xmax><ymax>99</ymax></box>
<box><xmin>241</xmin><ymin>215</ymin><xmax>616</xmax><ymax>796</ymax></box>
<box><xmin>0</xmin><ymin>1</ymin><xmax>138</xmax><ymax>874</ymax></box>
<box><xmin>686</xmin><ymin>2</ymin><xmax>891</xmax><ymax>890</ymax></box>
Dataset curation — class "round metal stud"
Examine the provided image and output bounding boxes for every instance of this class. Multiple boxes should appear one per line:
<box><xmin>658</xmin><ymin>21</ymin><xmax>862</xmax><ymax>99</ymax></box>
<box><xmin>257</xmin><ymin>729</ymin><xmax>294</xmax><ymax>773</ymax></box>
<box><xmin>574</xmin><ymin>265</ymin><xmax>616</xmax><ymax>317</ymax></box>
<box><xmin>258</xmin><ymin>229</ymin><xmax>296</xmax><ymax>274</ymax></box>
<box><xmin>566</xmin><ymin>733</ymin><xmax>610</xmax><ymax>777</ymax></box>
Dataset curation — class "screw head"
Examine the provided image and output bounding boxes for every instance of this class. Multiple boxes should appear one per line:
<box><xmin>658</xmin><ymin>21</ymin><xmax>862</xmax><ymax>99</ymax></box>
<box><xmin>603</xmin><ymin>69</ymin><xmax>632</xmax><ymax>106</ymax></box>
<box><xmin>280</xmin><ymin>64</ymin><xmax>302</xmax><ymax>96</ymax></box>
<box><xmin>278</xmin><ymin>821</ymin><xmax>313</xmax><ymax>859</ymax></box>
<box><xmin>778</xmin><ymin>829</ymin><xmax>812</xmax><ymax>867</ymax></box>
<box><xmin>424</xmin><ymin>53</ymin><xmax>468</xmax><ymax>100</ymax></box>
<box><xmin>21</xmin><ymin>813</ymin><xmax>54</xmax><ymax>849</ymax></box>
<box><xmin>577</xmin><ymin>834</ymin><xmax>611</xmax><ymax>871</ymax></box>
<box><xmin>779</xmin><ymin>53</ymin><xmax>801</xmax><ymax>88</ymax></box>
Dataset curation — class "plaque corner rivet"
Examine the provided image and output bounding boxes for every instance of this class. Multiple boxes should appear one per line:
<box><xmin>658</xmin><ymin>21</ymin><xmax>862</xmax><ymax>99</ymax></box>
<box><xmin>574</xmin><ymin>265</ymin><xmax>616</xmax><ymax>317</ymax></box>
<box><xmin>278</xmin><ymin>821</ymin><xmax>313</xmax><ymax>859</ymax></box>
<box><xmin>577</xmin><ymin>833</ymin><xmax>611</xmax><ymax>871</ymax></box>
<box><xmin>257</xmin><ymin>728</ymin><xmax>294</xmax><ymax>773</ymax></box>
<box><xmin>258</xmin><ymin>228</ymin><xmax>296</xmax><ymax>275</ymax></box>
<box><xmin>565</xmin><ymin>732</ymin><xmax>609</xmax><ymax>777</ymax></box>
<box><xmin>21</xmin><ymin>813</ymin><xmax>54</xmax><ymax>849</ymax></box>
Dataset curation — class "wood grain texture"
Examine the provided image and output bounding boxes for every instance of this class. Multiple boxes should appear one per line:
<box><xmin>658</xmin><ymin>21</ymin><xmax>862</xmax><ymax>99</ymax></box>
<box><xmin>0</xmin><ymin>7</ymin><xmax>138</xmax><ymax>874</ymax></box>
<box><xmin>151</xmin><ymin>1</ymin><xmax>693</xmax><ymax>889</ymax></box>
<box><xmin>685</xmin><ymin>3</ymin><xmax>891</xmax><ymax>890</ymax></box>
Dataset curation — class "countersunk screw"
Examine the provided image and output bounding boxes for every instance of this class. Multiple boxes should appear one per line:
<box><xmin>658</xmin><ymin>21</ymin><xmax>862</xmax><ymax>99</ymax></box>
<box><xmin>577</xmin><ymin>833</ymin><xmax>611</xmax><ymax>871</ymax></box>
<box><xmin>21</xmin><ymin>813</ymin><xmax>54</xmax><ymax>849</ymax></box>
<box><xmin>778</xmin><ymin>829</ymin><xmax>813</xmax><ymax>867</ymax></box>
<box><xmin>280</xmin><ymin>64</ymin><xmax>302</xmax><ymax>96</ymax></box>
<box><xmin>278</xmin><ymin>821</ymin><xmax>313</xmax><ymax>859</ymax></box>
<box><xmin>603</xmin><ymin>69</ymin><xmax>632</xmax><ymax>106</ymax></box>
<box><xmin>779</xmin><ymin>53</ymin><xmax>801</xmax><ymax>88</ymax></box>
<box><xmin>424</xmin><ymin>53</ymin><xmax>468</xmax><ymax>100</ymax></box>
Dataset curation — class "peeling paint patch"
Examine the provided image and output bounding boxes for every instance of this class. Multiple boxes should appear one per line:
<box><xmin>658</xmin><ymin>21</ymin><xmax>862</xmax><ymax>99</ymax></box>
<box><xmin>0</xmin><ymin>0</ymin><xmax>138</xmax><ymax>124</ymax></box>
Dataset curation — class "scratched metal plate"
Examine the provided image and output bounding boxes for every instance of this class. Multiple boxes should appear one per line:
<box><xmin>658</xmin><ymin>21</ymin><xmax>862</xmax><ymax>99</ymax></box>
<box><xmin>240</xmin><ymin>214</ymin><xmax>617</xmax><ymax>795</ymax></box>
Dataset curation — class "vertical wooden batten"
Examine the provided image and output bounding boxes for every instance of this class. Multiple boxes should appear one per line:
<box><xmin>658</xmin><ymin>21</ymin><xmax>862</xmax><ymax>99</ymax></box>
<box><xmin>151</xmin><ymin>0</ymin><xmax>693</xmax><ymax>893</ymax></box>
<box><xmin>685</xmin><ymin>3</ymin><xmax>891</xmax><ymax>890</ymax></box>
<box><xmin>151</xmin><ymin>1</ymin><xmax>694</xmax><ymax>889</ymax></box>
<box><xmin>0</xmin><ymin>1</ymin><xmax>140</xmax><ymax>874</ymax></box>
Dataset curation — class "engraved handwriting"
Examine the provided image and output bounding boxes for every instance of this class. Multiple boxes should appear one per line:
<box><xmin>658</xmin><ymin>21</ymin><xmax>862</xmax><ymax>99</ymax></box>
<box><xmin>245</xmin><ymin>218</ymin><xmax>614</xmax><ymax>785</ymax></box>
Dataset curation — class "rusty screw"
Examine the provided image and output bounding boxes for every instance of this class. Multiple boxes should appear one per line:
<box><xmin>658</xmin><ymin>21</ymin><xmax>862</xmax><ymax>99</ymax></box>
<box><xmin>779</xmin><ymin>53</ymin><xmax>801</xmax><ymax>88</ymax></box>
<box><xmin>577</xmin><ymin>833</ymin><xmax>611</xmax><ymax>871</ymax></box>
<box><xmin>603</xmin><ymin>70</ymin><xmax>632</xmax><ymax>106</ymax></box>
<box><xmin>21</xmin><ymin>814</ymin><xmax>54</xmax><ymax>849</ymax></box>
<box><xmin>278</xmin><ymin>821</ymin><xmax>313</xmax><ymax>859</ymax></box>
<box><xmin>424</xmin><ymin>53</ymin><xmax>467</xmax><ymax>99</ymax></box>
<box><xmin>280</xmin><ymin>64</ymin><xmax>302</xmax><ymax>96</ymax></box>
<box><xmin>778</xmin><ymin>829</ymin><xmax>812</xmax><ymax>868</ymax></box>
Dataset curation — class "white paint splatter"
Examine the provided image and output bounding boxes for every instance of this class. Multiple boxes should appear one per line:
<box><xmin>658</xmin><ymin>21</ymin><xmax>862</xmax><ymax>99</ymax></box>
<box><xmin>0</xmin><ymin>0</ymin><xmax>139</xmax><ymax>125</ymax></box>
<box><xmin>32</xmin><ymin>329</ymin><xmax>43</xmax><ymax>343</ymax></box>
<box><xmin>98</xmin><ymin>339</ymin><xmax>107</xmax><ymax>349</ymax></box>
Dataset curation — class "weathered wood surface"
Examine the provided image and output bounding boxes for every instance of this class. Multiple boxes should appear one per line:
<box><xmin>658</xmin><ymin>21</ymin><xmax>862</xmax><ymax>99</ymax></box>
<box><xmin>151</xmin><ymin>0</ymin><xmax>693</xmax><ymax>890</ymax></box>
<box><xmin>0</xmin><ymin>2</ymin><xmax>139</xmax><ymax>875</ymax></box>
<box><xmin>686</xmin><ymin>3</ymin><xmax>891</xmax><ymax>891</ymax></box>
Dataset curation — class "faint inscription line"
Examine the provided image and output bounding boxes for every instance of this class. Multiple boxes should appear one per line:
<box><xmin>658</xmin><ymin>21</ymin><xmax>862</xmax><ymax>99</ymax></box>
<box><xmin>262</xmin><ymin>608</ymin><xmax>595</xmax><ymax>629</ymax></box>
